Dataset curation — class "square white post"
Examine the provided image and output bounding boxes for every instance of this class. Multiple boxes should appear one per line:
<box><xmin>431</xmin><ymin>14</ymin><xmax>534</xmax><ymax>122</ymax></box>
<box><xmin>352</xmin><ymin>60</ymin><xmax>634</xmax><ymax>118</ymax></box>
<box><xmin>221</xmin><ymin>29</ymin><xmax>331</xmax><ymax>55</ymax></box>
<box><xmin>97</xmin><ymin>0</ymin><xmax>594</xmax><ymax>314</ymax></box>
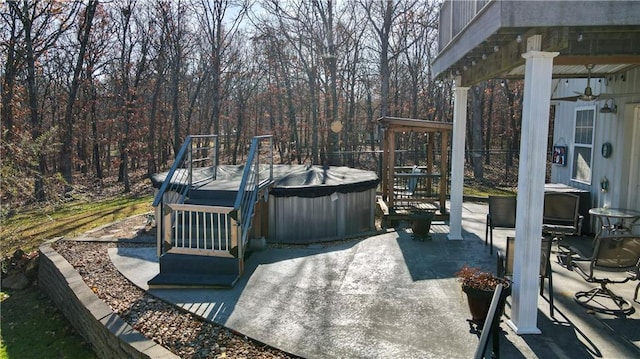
<box><xmin>508</xmin><ymin>36</ymin><xmax>558</xmax><ymax>334</ymax></box>
<box><xmin>448</xmin><ymin>77</ymin><xmax>469</xmax><ymax>240</ymax></box>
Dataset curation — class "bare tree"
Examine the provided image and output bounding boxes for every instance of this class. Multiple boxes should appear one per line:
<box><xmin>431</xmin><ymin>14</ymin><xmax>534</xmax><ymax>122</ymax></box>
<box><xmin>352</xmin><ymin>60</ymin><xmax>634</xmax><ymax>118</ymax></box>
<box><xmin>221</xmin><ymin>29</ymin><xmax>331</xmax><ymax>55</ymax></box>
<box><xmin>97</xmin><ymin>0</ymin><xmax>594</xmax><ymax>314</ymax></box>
<box><xmin>312</xmin><ymin>0</ymin><xmax>340</xmax><ymax>165</ymax></box>
<box><xmin>337</xmin><ymin>3</ymin><xmax>368</xmax><ymax>164</ymax></box>
<box><xmin>111</xmin><ymin>0</ymin><xmax>151</xmax><ymax>192</ymax></box>
<box><xmin>8</xmin><ymin>0</ymin><xmax>79</xmax><ymax>201</ymax></box>
<box><xmin>60</xmin><ymin>0</ymin><xmax>98</xmax><ymax>186</ymax></box>
<box><xmin>260</xmin><ymin>0</ymin><xmax>325</xmax><ymax>164</ymax></box>
<box><xmin>156</xmin><ymin>0</ymin><xmax>188</xmax><ymax>155</ymax></box>
<box><xmin>83</xmin><ymin>4</ymin><xmax>116</xmax><ymax>179</ymax></box>
<box><xmin>197</xmin><ymin>0</ymin><xmax>249</xmax><ymax>162</ymax></box>
<box><xmin>360</xmin><ymin>0</ymin><xmax>419</xmax><ymax>118</ymax></box>
<box><xmin>470</xmin><ymin>82</ymin><xmax>485</xmax><ymax>181</ymax></box>
<box><xmin>228</xmin><ymin>37</ymin><xmax>262</xmax><ymax>164</ymax></box>
<box><xmin>146</xmin><ymin>13</ymin><xmax>167</xmax><ymax>175</ymax></box>
<box><xmin>1</xmin><ymin>3</ymin><xmax>23</xmax><ymax>140</ymax></box>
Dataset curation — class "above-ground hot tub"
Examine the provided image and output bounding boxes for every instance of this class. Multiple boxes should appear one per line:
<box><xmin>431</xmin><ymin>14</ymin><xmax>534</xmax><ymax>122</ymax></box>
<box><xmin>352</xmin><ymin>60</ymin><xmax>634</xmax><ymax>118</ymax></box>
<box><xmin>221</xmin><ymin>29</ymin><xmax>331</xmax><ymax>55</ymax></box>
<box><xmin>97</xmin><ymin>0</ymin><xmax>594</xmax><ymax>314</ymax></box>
<box><xmin>268</xmin><ymin>165</ymin><xmax>379</xmax><ymax>243</ymax></box>
<box><xmin>150</xmin><ymin>165</ymin><xmax>379</xmax><ymax>243</ymax></box>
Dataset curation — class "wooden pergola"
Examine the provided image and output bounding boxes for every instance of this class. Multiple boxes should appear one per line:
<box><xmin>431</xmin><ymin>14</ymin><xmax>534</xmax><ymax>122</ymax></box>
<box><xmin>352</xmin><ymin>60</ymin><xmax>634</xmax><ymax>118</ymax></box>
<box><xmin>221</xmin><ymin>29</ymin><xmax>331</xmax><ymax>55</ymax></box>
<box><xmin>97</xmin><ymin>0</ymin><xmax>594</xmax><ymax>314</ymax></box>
<box><xmin>378</xmin><ymin>116</ymin><xmax>453</xmax><ymax>221</ymax></box>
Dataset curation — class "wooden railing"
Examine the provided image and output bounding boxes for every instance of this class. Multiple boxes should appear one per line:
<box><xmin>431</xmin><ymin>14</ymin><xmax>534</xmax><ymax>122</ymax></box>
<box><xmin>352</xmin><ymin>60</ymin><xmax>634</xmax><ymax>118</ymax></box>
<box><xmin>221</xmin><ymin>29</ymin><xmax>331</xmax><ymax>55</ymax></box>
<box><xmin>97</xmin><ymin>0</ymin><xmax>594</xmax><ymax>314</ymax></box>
<box><xmin>153</xmin><ymin>135</ymin><xmax>220</xmax><ymax>257</ymax></box>
<box><xmin>162</xmin><ymin>203</ymin><xmax>237</xmax><ymax>258</ymax></box>
<box><xmin>154</xmin><ymin>135</ymin><xmax>273</xmax><ymax>261</ymax></box>
<box><xmin>393</xmin><ymin>166</ymin><xmax>443</xmax><ymax>206</ymax></box>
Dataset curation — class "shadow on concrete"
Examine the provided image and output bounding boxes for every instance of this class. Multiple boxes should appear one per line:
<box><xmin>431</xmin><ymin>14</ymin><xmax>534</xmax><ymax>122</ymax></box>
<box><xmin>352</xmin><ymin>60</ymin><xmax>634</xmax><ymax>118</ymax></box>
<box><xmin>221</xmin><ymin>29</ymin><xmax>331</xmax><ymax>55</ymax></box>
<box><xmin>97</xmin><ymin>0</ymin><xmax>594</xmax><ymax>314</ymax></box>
<box><xmin>107</xmin><ymin>205</ymin><xmax>640</xmax><ymax>358</ymax></box>
<box><xmin>394</xmin><ymin>226</ymin><xmax>499</xmax><ymax>283</ymax></box>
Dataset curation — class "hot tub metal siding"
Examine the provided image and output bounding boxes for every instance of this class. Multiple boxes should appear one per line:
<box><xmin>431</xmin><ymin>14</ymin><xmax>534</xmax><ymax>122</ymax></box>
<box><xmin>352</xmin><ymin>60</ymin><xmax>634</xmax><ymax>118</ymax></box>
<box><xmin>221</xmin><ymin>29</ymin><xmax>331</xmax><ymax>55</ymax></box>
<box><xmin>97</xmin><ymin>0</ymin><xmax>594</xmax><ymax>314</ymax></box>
<box><xmin>267</xmin><ymin>188</ymin><xmax>376</xmax><ymax>243</ymax></box>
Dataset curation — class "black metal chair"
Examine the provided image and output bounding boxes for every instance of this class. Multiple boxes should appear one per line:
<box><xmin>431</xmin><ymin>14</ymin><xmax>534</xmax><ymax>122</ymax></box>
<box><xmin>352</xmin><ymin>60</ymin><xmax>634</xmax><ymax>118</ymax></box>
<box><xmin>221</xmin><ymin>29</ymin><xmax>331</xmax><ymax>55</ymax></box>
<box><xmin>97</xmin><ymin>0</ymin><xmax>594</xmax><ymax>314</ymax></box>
<box><xmin>486</xmin><ymin>196</ymin><xmax>517</xmax><ymax>255</ymax></box>
<box><xmin>568</xmin><ymin>235</ymin><xmax>640</xmax><ymax>315</ymax></box>
<box><xmin>497</xmin><ymin>236</ymin><xmax>555</xmax><ymax>317</ymax></box>
<box><xmin>542</xmin><ymin>192</ymin><xmax>583</xmax><ymax>242</ymax></box>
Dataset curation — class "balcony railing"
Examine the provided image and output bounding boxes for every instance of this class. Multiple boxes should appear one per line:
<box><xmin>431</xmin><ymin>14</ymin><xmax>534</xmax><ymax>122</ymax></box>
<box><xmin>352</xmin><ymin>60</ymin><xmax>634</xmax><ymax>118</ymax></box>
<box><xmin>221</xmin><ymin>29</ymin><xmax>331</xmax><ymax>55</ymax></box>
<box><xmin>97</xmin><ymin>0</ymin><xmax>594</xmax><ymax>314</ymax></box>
<box><xmin>438</xmin><ymin>0</ymin><xmax>490</xmax><ymax>53</ymax></box>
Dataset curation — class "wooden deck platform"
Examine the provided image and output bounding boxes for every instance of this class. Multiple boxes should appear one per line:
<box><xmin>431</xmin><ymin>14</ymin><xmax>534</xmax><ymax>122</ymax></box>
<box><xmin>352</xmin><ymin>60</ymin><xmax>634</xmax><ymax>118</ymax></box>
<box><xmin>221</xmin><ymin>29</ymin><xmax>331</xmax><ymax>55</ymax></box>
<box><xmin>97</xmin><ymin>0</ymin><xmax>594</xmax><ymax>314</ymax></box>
<box><xmin>377</xmin><ymin>196</ymin><xmax>449</xmax><ymax>230</ymax></box>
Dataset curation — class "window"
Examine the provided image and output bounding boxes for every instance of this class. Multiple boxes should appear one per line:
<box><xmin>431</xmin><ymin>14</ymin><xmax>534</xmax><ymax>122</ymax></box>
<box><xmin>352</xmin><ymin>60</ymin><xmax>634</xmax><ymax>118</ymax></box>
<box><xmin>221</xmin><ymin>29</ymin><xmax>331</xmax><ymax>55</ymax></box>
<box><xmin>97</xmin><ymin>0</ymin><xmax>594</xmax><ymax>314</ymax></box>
<box><xmin>571</xmin><ymin>106</ymin><xmax>596</xmax><ymax>184</ymax></box>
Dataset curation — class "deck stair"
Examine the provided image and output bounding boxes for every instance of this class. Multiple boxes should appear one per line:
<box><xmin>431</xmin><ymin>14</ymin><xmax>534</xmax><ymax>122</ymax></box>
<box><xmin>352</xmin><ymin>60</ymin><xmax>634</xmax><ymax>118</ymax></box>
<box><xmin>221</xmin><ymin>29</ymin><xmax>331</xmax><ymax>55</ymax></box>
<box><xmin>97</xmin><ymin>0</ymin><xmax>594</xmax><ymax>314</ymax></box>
<box><xmin>148</xmin><ymin>135</ymin><xmax>273</xmax><ymax>288</ymax></box>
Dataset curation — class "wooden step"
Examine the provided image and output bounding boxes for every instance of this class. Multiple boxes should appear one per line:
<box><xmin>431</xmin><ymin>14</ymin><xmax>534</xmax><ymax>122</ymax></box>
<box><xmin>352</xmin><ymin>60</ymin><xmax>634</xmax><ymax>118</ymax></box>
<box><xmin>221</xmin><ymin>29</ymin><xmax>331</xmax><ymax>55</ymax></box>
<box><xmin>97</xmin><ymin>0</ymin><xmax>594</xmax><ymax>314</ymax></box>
<box><xmin>148</xmin><ymin>252</ymin><xmax>241</xmax><ymax>288</ymax></box>
<box><xmin>157</xmin><ymin>252</ymin><xmax>239</xmax><ymax>274</ymax></box>
<box><xmin>147</xmin><ymin>273</ymin><xmax>239</xmax><ymax>288</ymax></box>
<box><xmin>187</xmin><ymin>189</ymin><xmax>237</xmax><ymax>207</ymax></box>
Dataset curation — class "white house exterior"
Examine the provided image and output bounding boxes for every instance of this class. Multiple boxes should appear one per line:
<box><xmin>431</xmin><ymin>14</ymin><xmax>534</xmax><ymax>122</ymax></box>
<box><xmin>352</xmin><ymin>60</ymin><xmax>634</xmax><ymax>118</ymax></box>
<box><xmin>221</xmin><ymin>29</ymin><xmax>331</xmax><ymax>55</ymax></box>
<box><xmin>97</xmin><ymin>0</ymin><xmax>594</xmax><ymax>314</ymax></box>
<box><xmin>433</xmin><ymin>0</ymin><xmax>640</xmax><ymax>334</ymax></box>
<box><xmin>550</xmin><ymin>66</ymin><xmax>640</xmax><ymax>232</ymax></box>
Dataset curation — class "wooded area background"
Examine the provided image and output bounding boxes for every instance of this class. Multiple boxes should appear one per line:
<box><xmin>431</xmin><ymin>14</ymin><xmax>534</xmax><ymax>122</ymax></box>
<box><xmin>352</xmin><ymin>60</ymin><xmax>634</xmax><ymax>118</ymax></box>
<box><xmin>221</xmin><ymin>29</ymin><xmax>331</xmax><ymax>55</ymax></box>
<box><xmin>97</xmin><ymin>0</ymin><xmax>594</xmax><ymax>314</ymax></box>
<box><xmin>1</xmin><ymin>0</ymin><xmax>527</xmax><ymax>210</ymax></box>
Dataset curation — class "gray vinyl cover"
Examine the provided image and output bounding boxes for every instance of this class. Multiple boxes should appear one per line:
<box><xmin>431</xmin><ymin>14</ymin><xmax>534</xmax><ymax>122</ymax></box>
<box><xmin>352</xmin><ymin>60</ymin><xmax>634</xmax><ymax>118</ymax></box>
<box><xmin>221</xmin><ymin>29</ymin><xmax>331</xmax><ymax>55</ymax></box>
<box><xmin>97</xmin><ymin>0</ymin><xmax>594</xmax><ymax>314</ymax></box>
<box><xmin>150</xmin><ymin>164</ymin><xmax>379</xmax><ymax>198</ymax></box>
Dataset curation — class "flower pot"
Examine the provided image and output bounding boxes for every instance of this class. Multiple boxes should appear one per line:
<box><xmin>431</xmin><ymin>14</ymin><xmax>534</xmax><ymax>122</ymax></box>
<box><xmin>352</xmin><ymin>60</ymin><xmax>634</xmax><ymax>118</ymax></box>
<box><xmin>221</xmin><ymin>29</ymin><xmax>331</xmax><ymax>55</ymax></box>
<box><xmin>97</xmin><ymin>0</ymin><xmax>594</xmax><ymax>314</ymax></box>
<box><xmin>462</xmin><ymin>282</ymin><xmax>511</xmax><ymax>324</ymax></box>
<box><xmin>410</xmin><ymin>212</ymin><xmax>433</xmax><ymax>240</ymax></box>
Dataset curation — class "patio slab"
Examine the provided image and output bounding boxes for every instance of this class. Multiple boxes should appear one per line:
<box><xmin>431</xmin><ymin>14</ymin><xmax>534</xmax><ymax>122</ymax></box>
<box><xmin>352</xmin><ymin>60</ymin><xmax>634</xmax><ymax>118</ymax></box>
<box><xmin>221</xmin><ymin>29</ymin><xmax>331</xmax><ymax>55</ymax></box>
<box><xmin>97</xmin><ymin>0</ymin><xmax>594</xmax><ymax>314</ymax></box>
<box><xmin>109</xmin><ymin>201</ymin><xmax>640</xmax><ymax>358</ymax></box>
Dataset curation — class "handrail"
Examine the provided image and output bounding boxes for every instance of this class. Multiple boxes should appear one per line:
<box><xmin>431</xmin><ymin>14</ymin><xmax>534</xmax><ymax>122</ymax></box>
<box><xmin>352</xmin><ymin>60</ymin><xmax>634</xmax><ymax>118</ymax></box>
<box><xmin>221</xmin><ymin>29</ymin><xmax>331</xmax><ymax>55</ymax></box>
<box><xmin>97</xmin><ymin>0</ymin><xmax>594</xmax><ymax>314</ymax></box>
<box><xmin>152</xmin><ymin>134</ymin><xmax>273</xmax><ymax>265</ymax></box>
<box><xmin>152</xmin><ymin>138</ymin><xmax>192</xmax><ymax>207</ymax></box>
<box><xmin>152</xmin><ymin>135</ymin><xmax>219</xmax><ymax>207</ymax></box>
<box><xmin>234</xmin><ymin>135</ymin><xmax>273</xmax><ymax>248</ymax></box>
<box><xmin>152</xmin><ymin>135</ymin><xmax>218</xmax><ymax>257</ymax></box>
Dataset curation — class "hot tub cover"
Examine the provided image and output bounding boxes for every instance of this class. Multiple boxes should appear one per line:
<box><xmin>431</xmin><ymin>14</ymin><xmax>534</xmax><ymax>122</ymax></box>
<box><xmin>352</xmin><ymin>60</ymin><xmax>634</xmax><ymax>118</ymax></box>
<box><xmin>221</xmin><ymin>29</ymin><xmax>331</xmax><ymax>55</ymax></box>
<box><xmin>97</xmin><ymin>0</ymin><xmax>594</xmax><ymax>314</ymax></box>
<box><xmin>150</xmin><ymin>165</ymin><xmax>379</xmax><ymax>198</ymax></box>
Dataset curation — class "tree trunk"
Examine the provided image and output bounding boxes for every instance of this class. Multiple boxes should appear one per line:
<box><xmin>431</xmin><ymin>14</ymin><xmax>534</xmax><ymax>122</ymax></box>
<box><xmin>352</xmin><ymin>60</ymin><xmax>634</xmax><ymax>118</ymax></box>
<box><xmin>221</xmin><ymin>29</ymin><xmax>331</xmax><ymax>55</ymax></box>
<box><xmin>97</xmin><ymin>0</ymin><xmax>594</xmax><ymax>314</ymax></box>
<box><xmin>148</xmin><ymin>74</ymin><xmax>164</xmax><ymax>175</ymax></box>
<box><xmin>278</xmin><ymin>54</ymin><xmax>300</xmax><ymax>165</ymax></box>
<box><xmin>170</xmin><ymin>55</ymin><xmax>182</xmax><ymax>155</ymax></box>
<box><xmin>378</xmin><ymin>0</ymin><xmax>393</xmax><ymax>118</ymax></box>
<box><xmin>60</xmin><ymin>1</ymin><xmax>97</xmax><ymax>186</ymax></box>
<box><xmin>470</xmin><ymin>84</ymin><xmax>484</xmax><ymax>181</ymax></box>
<box><xmin>1</xmin><ymin>11</ymin><xmax>18</xmax><ymax>141</ymax></box>
<box><xmin>232</xmin><ymin>98</ymin><xmax>246</xmax><ymax>165</ymax></box>
<box><xmin>308</xmin><ymin>68</ymin><xmax>320</xmax><ymax>165</ymax></box>
<box><xmin>325</xmin><ymin>0</ymin><xmax>339</xmax><ymax>166</ymax></box>
<box><xmin>91</xmin><ymin>112</ymin><xmax>102</xmax><ymax>179</ymax></box>
<box><xmin>23</xmin><ymin>7</ymin><xmax>46</xmax><ymax>201</ymax></box>
<box><xmin>485</xmin><ymin>82</ymin><xmax>494</xmax><ymax>165</ymax></box>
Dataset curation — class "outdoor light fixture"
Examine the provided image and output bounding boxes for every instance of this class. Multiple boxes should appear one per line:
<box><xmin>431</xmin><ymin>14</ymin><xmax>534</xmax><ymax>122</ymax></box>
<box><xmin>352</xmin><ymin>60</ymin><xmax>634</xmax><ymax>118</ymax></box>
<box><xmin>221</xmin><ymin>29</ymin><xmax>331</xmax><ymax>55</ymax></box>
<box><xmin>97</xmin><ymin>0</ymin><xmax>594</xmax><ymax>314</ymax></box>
<box><xmin>516</xmin><ymin>35</ymin><xmax>522</xmax><ymax>43</ymax></box>
<box><xmin>577</xmin><ymin>33</ymin><xmax>584</xmax><ymax>42</ymax></box>
<box><xmin>482</xmin><ymin>54</ymin><xmax>487</xmax><ymax>60</ymax></box>
<box><xmin>493</xmin><ymin>45</ymin><xmax>499</xmax><ymax>52</ymax></box>
<box><xmin>599</xmin><ymin>99</ymin><xmax>617</xmax><ymax>114</ymax></box>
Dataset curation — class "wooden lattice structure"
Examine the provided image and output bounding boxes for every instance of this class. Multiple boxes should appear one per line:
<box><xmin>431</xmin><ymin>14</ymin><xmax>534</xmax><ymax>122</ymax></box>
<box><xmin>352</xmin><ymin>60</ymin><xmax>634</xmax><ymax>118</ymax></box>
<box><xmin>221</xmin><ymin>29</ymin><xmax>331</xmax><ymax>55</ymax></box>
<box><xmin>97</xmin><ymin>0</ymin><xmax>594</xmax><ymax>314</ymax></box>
<box><xmin>377</xmin><ymin>116</ymin><xmax>453</xmax><ymax>223</ymax></box>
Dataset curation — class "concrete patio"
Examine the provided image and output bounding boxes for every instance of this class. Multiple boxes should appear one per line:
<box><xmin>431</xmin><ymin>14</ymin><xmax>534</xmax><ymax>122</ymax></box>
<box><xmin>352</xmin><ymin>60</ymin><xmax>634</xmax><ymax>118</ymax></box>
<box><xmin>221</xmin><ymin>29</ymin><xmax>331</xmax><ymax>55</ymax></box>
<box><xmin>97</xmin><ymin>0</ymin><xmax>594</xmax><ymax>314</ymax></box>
<box><xmin>109</xmin><ymin>200</ymin><xmax>640</xmax><ymax>358</ymax></box>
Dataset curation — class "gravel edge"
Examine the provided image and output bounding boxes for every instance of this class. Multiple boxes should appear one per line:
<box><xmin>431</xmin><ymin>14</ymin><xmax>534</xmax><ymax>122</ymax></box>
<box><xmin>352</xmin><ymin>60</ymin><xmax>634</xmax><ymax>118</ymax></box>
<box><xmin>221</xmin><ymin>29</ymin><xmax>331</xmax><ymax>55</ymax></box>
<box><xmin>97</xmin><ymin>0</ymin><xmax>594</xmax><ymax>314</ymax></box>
<box><xmin>53</xmin><ymin>239</ymin><xmax>296</xmax><ymax>359</ymax></box>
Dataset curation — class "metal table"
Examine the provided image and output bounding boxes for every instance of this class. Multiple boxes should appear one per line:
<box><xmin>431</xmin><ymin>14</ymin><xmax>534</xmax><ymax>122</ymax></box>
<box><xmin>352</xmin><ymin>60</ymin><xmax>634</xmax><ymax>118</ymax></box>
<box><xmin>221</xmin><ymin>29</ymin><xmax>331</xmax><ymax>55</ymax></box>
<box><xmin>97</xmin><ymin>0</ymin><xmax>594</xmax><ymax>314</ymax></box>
<box><xmin>588</xmin><ymin>207</ymin><xmax>640</xmax><ymax>238</ymax></box>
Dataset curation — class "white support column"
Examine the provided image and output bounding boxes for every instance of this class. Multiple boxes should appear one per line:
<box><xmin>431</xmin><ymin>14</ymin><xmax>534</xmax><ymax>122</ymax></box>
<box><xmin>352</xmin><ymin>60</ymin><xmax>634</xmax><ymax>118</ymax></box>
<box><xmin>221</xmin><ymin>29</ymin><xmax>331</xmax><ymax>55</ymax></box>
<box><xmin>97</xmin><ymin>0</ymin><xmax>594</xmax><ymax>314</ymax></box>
<box><xmin>507</xmin><ymin>36</ymin><xmax>558</xmax><ymax>334</ymax></box>
<box><xmin>448</xmin><ymin>77</ymin><xmax>469</xmax><ymax>240</ymax></box>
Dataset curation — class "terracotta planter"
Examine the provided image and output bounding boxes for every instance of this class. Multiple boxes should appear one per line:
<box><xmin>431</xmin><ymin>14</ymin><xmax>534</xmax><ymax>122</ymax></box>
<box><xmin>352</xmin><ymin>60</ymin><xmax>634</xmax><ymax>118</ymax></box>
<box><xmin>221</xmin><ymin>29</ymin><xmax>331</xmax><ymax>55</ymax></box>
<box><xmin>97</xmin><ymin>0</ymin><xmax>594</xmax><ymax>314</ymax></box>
<box><xmin>462</xmin><ymin>282</ymin><xmax>511</xmax><ymax>324</ymax></box>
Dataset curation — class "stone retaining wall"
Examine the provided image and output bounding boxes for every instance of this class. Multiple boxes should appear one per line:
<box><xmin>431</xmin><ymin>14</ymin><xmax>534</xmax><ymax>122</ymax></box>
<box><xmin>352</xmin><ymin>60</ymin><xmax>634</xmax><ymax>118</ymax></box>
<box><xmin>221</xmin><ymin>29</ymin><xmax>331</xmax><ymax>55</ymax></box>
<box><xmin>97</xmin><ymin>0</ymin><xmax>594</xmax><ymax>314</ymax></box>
<box><xmin>39</xmin><ymin>241</ymin><xmax>178</xmax><ymax>359</ymax></box>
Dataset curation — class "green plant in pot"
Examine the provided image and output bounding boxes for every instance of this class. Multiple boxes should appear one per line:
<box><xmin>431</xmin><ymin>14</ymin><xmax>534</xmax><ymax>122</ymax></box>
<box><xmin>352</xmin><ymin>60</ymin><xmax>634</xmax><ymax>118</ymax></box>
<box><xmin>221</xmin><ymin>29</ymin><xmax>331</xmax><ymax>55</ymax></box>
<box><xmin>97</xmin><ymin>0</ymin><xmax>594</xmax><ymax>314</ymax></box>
<box><xmin>456</xmin><ymin>265</ymin><xmax>511</xmax><ymax>325</ymax></box>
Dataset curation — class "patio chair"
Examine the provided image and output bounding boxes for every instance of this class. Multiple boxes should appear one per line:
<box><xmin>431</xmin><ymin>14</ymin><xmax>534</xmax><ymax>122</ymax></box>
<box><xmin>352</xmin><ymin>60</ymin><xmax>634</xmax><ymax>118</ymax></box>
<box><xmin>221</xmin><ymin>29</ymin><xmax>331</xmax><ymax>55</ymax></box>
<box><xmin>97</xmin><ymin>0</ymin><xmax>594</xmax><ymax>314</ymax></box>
<box><xmin>486</xmin><ymin>196</ymin><xmax>517</xmax><ymax>255</ymax></box>
<box><xmin>542</xmin><ymin>192</ymin><xmax>583</xmax><ymax>242</ymax></box>
<box><xmin>497</xmin><ymin>236</ymin><xmax>555</xmax><ymax>317</ymax></box>
<box><xmin>568</xmin><ymin>235</ymin><xmax>640</xmax><ymax>315</ymax></box>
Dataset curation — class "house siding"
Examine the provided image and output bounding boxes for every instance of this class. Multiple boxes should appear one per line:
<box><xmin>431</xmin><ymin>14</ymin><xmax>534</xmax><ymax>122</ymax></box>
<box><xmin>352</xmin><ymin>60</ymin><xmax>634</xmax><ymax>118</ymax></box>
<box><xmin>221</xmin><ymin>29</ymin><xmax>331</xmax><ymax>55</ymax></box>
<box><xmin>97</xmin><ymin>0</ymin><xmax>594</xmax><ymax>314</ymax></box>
<box><xmin>550</xmin><ymin>67</ymin><xmax>640</xmax><ymax>231</ymax></box>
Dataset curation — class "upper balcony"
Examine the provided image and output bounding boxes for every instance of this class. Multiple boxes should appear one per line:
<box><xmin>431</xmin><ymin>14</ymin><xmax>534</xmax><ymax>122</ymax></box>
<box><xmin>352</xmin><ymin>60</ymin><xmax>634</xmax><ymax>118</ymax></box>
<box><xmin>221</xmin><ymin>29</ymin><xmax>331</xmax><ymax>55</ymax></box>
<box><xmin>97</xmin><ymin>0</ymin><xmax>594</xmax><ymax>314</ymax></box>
<box><xmin>433</xmin><ymin>0</ymin><xmax>640</xmax><ymax>86</ymax></box>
